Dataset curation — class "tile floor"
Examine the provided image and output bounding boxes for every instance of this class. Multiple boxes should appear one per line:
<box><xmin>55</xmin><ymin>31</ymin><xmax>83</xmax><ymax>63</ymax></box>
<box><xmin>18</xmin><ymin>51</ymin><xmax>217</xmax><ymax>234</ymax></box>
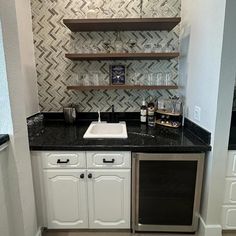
<box><xmin>42</xmin><ymin>230</ymin><xmax>236</xmax><ymax>236</ymax></box>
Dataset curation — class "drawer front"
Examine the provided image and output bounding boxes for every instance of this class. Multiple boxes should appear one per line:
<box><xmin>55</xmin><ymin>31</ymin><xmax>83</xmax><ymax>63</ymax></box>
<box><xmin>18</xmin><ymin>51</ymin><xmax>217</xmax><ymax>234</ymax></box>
<box><xmin>86</xmin><ymin>151</ymin><xmax>131</xmax><ymax>169</ymax></box>
<box><xmin>224</xmin><ymin>178</ymin><xmax>236</xmax><ymax>204</ymax></box>
<box><xmin>222</xmin><ymin>206</ymin><xmax>236</xmax><ymax>229</ymax></box>
<box><xmin>227</xmin><ymin>151</ymin><xmax>236</xmax><ymax>177</ymax></box>
<box><xmin>42</xmin><ymin>152</ymin><xmax>86</xmax><ymax>169</ymax></box>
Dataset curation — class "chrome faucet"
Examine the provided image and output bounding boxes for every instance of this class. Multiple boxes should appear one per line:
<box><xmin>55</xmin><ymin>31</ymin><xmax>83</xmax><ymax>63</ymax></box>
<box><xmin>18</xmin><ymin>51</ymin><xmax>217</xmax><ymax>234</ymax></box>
<box><xmin>98</xmin><ymin>110</ymin><xmax>101</xmax><ymax>123</ymax></box>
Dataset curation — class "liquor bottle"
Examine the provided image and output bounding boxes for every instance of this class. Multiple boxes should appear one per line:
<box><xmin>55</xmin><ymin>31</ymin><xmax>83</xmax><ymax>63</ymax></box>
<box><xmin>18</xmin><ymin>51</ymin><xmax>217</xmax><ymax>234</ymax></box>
<box><xmin>140</xmin><ymin>100</ymin><xmax>147</xmax><ymax>123</ymax></box>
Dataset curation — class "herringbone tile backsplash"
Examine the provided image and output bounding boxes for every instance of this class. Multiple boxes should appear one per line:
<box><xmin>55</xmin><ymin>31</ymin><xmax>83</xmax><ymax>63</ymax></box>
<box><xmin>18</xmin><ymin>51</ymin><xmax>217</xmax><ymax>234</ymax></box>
<box><xmin>31</xmin><ymin>0</ymin><xmax>181</xmax><ymax>112</ymax></box>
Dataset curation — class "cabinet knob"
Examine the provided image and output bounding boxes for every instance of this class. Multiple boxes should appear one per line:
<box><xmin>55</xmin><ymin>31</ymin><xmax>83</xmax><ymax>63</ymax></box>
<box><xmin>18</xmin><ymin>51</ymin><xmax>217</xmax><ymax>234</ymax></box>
<box><xmin>88</xmin><ymin>173</ymin><xmax>92</xmax><ymax>179</ymax></box>
<box><xmin>80</xmin><ymin>173</ymin><xmax>84</xmax><ymax>179</ymax></box>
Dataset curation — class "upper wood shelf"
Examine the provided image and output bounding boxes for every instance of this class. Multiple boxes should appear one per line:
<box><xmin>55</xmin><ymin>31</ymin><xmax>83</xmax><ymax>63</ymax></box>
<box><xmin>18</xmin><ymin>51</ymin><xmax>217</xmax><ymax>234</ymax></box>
<box><xmin>65</xmin><ymin>52</ymin><xmax>179</xmax><ymax>61</ymax></box>
<box><xmin>63</xmin><ymin>18</ymin><xmax>181</xmax><ymax>32</ymax></box>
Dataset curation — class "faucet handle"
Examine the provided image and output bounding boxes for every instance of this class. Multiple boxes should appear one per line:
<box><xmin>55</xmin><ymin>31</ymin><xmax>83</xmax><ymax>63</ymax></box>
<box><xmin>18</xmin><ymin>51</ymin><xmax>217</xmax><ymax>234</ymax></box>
<box><xmin>98</xmin><ymin>110</ymin><xmax>101</xmax><ymax>123</ymax></box>
<box><xmin>111</xmin><ymin>105</ymin><xmax>115</xmax><ymax>113</ymax></box>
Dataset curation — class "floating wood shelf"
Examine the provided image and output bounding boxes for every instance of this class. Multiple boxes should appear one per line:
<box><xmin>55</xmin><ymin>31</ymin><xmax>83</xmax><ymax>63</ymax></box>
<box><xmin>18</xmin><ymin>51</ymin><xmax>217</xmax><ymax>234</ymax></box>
<box><xmin>67</xmin><ymin>85</ymin><xmax>178</xmax><ymax>91</ymax></box>
<box><xmin>65</xmin><ymin>52</ymin><xmax>179</xmax><ymax>61</ymax></box>
<box><xmin>63</xmin><ymin>18</ymin><xmax>181</xmax><ymax>32</ymax></box>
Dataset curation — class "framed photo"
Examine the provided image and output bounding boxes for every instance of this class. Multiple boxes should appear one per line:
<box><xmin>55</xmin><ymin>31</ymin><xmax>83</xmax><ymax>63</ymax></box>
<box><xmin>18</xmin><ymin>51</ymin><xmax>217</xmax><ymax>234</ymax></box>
<box><xmin>110</xmin><ymin>65</ymin><xmax>126</xmax><ymax>85</ymax></box>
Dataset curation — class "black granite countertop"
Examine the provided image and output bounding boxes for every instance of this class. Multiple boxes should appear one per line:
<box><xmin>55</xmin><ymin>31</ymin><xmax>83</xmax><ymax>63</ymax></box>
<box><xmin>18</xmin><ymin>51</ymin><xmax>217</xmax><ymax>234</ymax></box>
<box><xmin>29</xmin><ymin>118</ymin><xmax>211</xmax><ymax>153</ymax></box>
<box><xmin>0</xmin><ymin>134</ymin><xmax>9</xmax><ymax>146</ymax></box>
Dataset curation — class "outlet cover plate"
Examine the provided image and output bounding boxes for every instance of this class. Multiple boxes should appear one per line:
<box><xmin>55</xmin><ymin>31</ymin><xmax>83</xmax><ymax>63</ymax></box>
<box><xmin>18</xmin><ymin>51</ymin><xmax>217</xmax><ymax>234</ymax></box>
<box><xmin>194</xmin><ymin>106</ymin><xmax>201</xmax><ymax>122</ymax></box>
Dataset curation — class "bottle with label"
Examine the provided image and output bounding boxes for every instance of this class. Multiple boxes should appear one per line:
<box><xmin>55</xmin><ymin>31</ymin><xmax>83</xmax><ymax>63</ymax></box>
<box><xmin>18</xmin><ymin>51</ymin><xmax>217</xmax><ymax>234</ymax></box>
<box><xmin>147</xmin><ymin>99</ymin><xmax>155</xmax><ymax>127</ymax></box>
<box><xmin>140</xmin><ymin>100</ymin><xmax>147</xmax><ymax>123</ymax></box>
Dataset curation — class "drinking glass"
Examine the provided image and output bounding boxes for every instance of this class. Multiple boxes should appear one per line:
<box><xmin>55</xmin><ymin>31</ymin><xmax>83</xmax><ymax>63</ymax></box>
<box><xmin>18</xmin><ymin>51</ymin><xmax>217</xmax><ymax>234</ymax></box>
<box><xmin>144</xmin><ymin>44</ymin><xmax>152</xmax><ymax>53</ymax></box>
<box><xmin>134</xmin><ymin>72</ymin><xmax>142</xmax><ymax>85</ymax></box>
<box><xmin>161</xmin><ymin>3</ymin><xmax>172</xmax><ymax>17</ymax></box>
<box><xmin>128</xmin><ymin>39</ymin><xmax>136</xmax><ymax>53</ymax></box>
<box><xmin>90</xmin><ymin>71</ymin><xmax>100</xmax><ymax>86</ymax></box>
<box><xmin>114</xmin><ymin>32</ymin><xmax>124</xmax><ymax>52</ymax></box>
<box><xmin>152</xmin><ymin>43</ymin><xmax>162</xmax><ymax>53</ymax></box>
<box><xmin>164</xmin><ymin>72</ymin><xmax>172</xmax><ymax>85</ymax></box>
<box><xmin>153</xmin><ymin>72</ymin><xmax>163</xmax><ymax>85</ymax></box>
<box><xmin>79</xmin><ymin>74</ymin><xmax>90</xmax><ymax>86</ymax></box>
<box><xmin>144</xmin><ymin>73</ymin><xmax>153</xmax><ymax>85</ymax></box>
<box><xmin>165</xmin><ymin>43</ymin><xmax>174</xmax><ymax>52</ymax></box>
<box><xmin>103</xmin><ymin>40</ymin><xmax>111</xmax><ymax>53</ymax></box>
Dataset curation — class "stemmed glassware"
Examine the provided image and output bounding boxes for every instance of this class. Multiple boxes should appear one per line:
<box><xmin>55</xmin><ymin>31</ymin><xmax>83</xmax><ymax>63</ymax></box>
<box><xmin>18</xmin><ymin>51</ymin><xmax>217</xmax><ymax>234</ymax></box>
<box><xmin>128</xmin><ymin>39</ymin><xmax>136</xmax><ymax>53</ymax></box>
<box><xmin>114</xmin><ymin>32</ymin><xmax>124</xmax><ymax>52</ymax></box>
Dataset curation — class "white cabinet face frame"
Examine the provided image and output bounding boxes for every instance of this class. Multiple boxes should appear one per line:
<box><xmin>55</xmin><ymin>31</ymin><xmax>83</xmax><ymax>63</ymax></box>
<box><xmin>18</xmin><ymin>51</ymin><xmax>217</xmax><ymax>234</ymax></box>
<box><xmin>44</xmin><ymin>169</ymin><xmax>88</xmax><ymax>229</ymax></box>
<box><xmin>87</xmin><ymin>169</ymin><xmax>131</xmax><ymax>229</ymax></box>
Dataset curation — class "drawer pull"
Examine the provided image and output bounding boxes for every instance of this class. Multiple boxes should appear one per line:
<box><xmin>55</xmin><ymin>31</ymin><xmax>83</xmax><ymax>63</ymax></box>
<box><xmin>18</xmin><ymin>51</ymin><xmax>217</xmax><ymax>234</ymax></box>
<box><xmin>57</xmin><ymin>159</ymin><xmax>70</xmax><ymax>164</ymax></box>
<box><xmin>88</xmin><ymin>173</ymin><xmax>92</xmax><ymax>179</ymax></box>
<box><xmin>103</xmin><ymin>158</ymin><xmax>115</xmax><ymax>163</ymax></box>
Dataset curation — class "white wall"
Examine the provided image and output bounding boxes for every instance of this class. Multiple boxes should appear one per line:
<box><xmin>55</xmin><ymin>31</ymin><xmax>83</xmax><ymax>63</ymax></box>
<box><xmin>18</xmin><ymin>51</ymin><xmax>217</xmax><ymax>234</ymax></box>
<box><xmin>0</xmin><ymin>0</ymin><xmax>39</xmax><ymax>235</ymax></box>
<box><xmin>0</xmin><ymin>20</ymin><xmax>12</xmax><ymax>134</ymax></box>
<box><xmin>15</xmin><ymin>0</ymin><xmax>39</xmax><ymax>117</ymax></box>
<box><xmin>180</xmin><ymin>0</ymin><xmax>236</xmax><ymax>235</ymax></box>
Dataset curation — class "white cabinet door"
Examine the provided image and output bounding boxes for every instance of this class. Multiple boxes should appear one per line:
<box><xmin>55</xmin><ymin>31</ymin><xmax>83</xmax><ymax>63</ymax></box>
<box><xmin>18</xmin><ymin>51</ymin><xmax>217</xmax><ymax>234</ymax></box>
<box><xmin>87</xmin><ymin>169</ymin><xmax>130</xmax><ymax>229</ymax></box>
<box><xmin>44</xmin><ymin>169</ymin><xmax>88</xmax><ymax>229</ymax></box>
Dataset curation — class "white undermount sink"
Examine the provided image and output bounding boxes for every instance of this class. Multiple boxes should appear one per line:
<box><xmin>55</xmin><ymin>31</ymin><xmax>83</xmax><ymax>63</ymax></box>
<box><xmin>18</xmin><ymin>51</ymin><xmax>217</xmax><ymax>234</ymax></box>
<box><xmin>83</xmin><ymin>121</ymin><xmax>128</xmax><ymax>139</ymax></box>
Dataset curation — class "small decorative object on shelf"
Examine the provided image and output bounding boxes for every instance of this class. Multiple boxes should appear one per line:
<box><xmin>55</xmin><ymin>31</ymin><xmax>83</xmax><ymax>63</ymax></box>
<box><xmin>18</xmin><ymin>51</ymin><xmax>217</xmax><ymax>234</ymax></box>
<box><xmin>155</xmin><ymin>96</ymin><xmax>182</xmax><ymax>128</ymax></box>
<box><xmin>110</xmin><ymin>65</ymin><xmax>126</xmax><ymax>85</ymax></box>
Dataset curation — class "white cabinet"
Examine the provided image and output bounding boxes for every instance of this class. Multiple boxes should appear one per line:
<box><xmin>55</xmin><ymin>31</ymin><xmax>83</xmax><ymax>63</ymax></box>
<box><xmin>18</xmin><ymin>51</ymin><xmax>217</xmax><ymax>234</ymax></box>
<box><xmin>31</xmin><ymin>151</ymin><xmax>131</xmax><ymax>230</ymax></box>
<box><xmin>44</xmin><ymin>169</ymin><xmax>88</xmax><ymax>229</ymax></box>
<box><xmin>222</xmin><ymin>151</ymin><xmax>236</xmax><ymax>229</ymax></box>
<box><xmin>87</xmin><ymin>169</ymin><xmax>130</xmax><ymax>228</ymax></box>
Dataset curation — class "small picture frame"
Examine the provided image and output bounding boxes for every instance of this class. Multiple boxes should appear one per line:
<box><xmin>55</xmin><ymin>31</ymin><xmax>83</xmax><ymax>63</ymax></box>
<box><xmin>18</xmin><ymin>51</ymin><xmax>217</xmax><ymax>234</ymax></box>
<box><xmin>110</xmin><ymin>65</ymin><xmax>126</xmax><ymax>85</ymax></box>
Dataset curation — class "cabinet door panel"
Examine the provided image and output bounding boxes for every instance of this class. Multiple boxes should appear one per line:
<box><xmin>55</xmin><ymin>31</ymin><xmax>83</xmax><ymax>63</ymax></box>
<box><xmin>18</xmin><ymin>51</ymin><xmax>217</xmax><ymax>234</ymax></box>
<box><xmin>87</xmin><ymin>169</ymin><xmax>130</xmax><ymax>229</ymax></box>
<box><xmin>44</xmin><ymin>170</ymin><xmax>88</xmax><ymax>229</ymax></box>
<box><xmin>222</xmin><ymin>206</ymin><xmax>236</xmax><ymax>229</ymax></box>
<box><xmin>227</xmin><ymin>152</ymin><xmax>236</xmax><ymax>177</ymax></box>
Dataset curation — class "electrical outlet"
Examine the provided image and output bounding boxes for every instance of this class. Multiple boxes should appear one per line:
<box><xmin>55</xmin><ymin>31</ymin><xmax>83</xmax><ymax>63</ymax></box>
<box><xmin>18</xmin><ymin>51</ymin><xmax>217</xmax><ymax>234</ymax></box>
<box><xmin>194</xmin><ymin>106</ymin><xmax>201</xmax><ymax>121</ymax></box>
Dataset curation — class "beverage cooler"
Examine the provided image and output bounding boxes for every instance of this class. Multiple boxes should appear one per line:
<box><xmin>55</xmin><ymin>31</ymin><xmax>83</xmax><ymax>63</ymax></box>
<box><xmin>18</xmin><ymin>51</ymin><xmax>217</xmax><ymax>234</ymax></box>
<box><xmin>132</xmin><ymin>153</ymin><xmax>204</xmax><ymax>233</ymax></box>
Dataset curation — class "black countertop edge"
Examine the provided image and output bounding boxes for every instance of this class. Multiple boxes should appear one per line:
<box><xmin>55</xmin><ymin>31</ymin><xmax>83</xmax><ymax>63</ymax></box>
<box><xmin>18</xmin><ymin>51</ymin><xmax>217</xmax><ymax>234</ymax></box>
<box><xmin>0</xmin><ymin>134</ymin><xmax>9</xmax><ymax>146</ymax></box>
<box><xmin>184</xmin><ymin>118</ymin><xmax>211</xmax><ymax>145</ymax></box>
<box><xmin>30</xmin><ymin>145</ymin><xmax>210</xmax><ymax>152</ymax></box>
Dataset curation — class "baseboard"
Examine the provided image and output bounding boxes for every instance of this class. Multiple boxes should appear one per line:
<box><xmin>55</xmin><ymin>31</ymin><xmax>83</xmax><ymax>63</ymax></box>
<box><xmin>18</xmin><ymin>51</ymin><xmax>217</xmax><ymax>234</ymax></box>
<box><xmin>197</xmin><ymin>216</ymin><xmax>222</xmax><ymax>236</ymax></box>
<box><xmin>35</xmin><ymin>228</ymin><xmax>42</xmax><ymax>236</ymax></box>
